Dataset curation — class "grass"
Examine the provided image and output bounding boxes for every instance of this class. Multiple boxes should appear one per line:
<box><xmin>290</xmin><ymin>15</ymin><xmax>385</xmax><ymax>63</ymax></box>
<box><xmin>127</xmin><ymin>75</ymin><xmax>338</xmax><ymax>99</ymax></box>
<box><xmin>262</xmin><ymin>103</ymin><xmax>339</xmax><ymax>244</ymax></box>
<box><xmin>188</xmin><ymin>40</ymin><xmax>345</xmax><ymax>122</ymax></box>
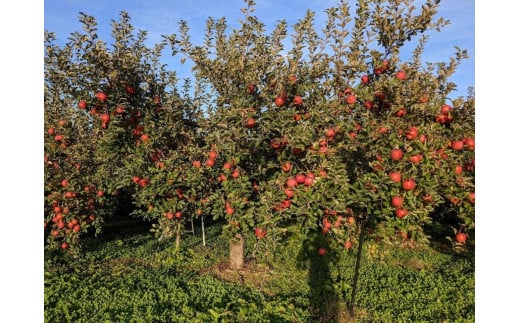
<box><xmin>44</xmin><ymin>217</ymin><xmax>474</xmax><ymax>322</ymax></box>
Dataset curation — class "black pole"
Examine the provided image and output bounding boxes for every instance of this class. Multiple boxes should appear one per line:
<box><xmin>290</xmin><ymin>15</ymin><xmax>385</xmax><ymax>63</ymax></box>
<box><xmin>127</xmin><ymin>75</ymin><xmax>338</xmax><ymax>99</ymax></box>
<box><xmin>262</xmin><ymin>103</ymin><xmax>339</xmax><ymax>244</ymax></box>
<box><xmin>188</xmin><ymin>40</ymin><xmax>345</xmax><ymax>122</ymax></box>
<box><xmin>349</xmin><ymin>214</ymin><xmax>366</xmax><ymax>316</ymax></box>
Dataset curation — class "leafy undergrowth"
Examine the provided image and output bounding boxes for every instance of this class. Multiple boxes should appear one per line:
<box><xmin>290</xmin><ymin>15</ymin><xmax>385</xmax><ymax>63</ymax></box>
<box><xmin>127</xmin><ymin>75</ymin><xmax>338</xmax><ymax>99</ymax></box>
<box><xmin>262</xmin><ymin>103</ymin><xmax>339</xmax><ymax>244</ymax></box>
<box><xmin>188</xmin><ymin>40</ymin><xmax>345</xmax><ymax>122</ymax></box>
<box><xmin>44</xmin><ymin>219</ymin><xmax>474</xmax><ymax>322</ymax></box>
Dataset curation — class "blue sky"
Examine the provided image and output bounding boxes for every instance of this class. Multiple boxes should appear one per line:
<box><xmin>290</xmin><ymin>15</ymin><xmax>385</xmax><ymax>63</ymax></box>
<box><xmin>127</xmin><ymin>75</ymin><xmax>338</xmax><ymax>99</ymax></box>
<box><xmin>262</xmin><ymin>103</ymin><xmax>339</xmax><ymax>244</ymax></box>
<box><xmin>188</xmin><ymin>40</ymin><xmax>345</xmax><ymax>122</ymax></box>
<box><xmin>44</xmin><ymin>0</ymin><xmax>475</xmax><ymax>96</ymax></box>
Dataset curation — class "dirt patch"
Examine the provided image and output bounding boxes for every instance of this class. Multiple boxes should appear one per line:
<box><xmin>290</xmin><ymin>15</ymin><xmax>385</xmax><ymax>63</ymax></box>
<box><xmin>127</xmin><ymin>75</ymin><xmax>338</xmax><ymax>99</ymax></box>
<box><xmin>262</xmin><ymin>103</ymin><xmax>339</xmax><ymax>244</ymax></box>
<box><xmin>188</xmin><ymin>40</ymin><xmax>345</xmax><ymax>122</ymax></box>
<box><xmin>200</xmin><ymin>260</ymin><xmax>275</xmax><ymax>291</ymax></box>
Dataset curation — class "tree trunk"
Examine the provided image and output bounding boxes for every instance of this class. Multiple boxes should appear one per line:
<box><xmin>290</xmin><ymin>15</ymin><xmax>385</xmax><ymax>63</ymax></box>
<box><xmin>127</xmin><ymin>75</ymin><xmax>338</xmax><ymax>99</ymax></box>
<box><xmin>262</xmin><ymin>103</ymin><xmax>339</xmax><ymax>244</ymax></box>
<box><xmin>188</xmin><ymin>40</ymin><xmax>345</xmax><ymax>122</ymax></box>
<box><xmin>229</xmin><ymin>233</ymin><xmax>244</xmax><ymax>270</ymax></box>
<box><xmin>175</xmin><ymin>230</ymin><xmax>181</xmax><ymax>250</ymax></box>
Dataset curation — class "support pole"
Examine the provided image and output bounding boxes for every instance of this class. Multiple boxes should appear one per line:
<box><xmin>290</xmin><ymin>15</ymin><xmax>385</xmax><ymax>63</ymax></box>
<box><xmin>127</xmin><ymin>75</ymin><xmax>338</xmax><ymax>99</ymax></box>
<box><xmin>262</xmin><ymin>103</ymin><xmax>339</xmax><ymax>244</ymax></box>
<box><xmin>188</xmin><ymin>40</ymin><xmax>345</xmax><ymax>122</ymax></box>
<box><xmin>201</xmin><ymin>215</ymin><xmax>206</xmax><ymax>247</ymax></box>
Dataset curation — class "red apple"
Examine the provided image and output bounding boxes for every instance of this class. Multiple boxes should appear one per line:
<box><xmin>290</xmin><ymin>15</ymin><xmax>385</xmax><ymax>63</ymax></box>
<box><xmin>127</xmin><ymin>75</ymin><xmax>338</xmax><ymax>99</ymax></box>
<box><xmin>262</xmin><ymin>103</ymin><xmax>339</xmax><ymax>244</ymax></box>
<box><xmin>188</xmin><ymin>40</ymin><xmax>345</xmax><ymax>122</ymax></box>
<box><xmin>275</xmin><ymin>96</ymin><xmax>285</xmax><ymax>107</ymax></box>
<box><xmin>409</xmin><ymin>154</ymin><xmax>423</xmax><ymax>164</ymax></box>
<box><xmin>391</xmin><ymin>196</ymin><xmax>404</xmax><ymax>208</ymax></box>
<box><xmin>395</xmin><ymin>208</ymin><xmax>408</xmax><ymax>218</ymax></box>
<box><xmin>451</xmin><ymin>140</ymin><xmax>464</xmax><ymax>150</ymax></box>
<box><xmin>441</xmin><ymin>104</ymin><xmax>452</xmax><ymax>115</ymax></box>
<box><xmin>286</xmin><ymin>178</ymin><xmax>298</xmax><ymax>188</ymax></box>
<box><xmin>391</xmin><ymin>149</ymin><xmax>403</xmax><ymax>161</ymax></box>
<box><xmin>295</xmin><ymin>174</ymin><xmax>306</xmax><ymax>184</ymax></box>
<box><xmin>455</xmin><ymin>232</ymin><xmax>467</xmax><ymax>244</ymax></box>
<box><xmin>389</xmin><ymin>172</ymin><xmax>401</xmax><ymax>183</ymax></box>
<box><xmin>402</xmin><ymin>179</ymin><xmax>416</xmax><ymax>191</ymax></box>
<box><xmin>395</xmin><ymin>70</ymin><xmax>407</xmax><ymax>80</ymax></box>
<box><xmin>346</xmin><ymin>94</ymin><xmax>357</xmax><ymax>105</ymax></box>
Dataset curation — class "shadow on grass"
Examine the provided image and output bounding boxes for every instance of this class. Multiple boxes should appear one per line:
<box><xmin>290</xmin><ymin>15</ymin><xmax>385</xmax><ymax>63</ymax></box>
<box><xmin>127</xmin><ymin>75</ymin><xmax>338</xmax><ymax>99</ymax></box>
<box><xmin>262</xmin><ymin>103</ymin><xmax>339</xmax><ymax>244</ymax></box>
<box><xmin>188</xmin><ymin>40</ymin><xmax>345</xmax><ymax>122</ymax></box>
<box><xmin>299</xmin><ymin>230</ymin><xmax>340</xmax><ymax>322</ymax></box>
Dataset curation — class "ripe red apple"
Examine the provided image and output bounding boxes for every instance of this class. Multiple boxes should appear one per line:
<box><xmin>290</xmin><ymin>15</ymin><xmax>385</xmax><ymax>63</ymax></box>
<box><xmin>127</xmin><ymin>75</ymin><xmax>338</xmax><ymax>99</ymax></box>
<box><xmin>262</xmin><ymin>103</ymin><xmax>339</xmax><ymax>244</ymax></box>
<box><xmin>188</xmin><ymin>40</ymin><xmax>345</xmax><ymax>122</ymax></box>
<box><xmin>293</xmin><ymin>96</ymin><xmax>303</xmax><ymax>105</ymax></box>
<box><xmin>281</xmin><ymin>161</ymin><xmax>292</xmax><ymax>172</ymax></box>
<box><xmin>280</xmin><ymin>199</ymin><xmax>291</xmax><ymax>209</ymax></box>
<box><xmin>405</xmin><ymin>127</ymin><xmax>418</xmax><ymax>140</ymax></box>
<box><xmin>391</xmin><ymin>149</ymin><xmax>404</xmax><ymax>161</ymax></box>
<box><xmin>361</xmin><ymin>75</ymin><xmax>369</xmax><ymax>84</ymax></box>
<box><xmin>284</xmin><ymin>188</ymin><xmax>295</xmax><ymax>199</ymax></box>
<box><xmin>317</xmin><ymin>247</ymin><xmax>327</xmax><ymax>256</ymax></box>
<box><xmin>455</xmin><ymin>232</ymin><xmax>467</xmax><ymax>244</ymax></box>
<box><xmin>402</xmin><ymin>179</ymin><xmax>416</xmax><ymax>191</ymax></box>
<box><xmin>165</xmin><ymin>212</ymin><xmax>174</xmax><ymax>220</ymax></box>
<box><xmin>324</xmin><ymin>128</ymin><xmax>335</xmax><ymax>138</ymax></box>
<box><xmin>140</xmin><ymin>134</ymin><xmax>149</xmax><ymax>142</ymax></box>
<box><xmin>193</xmin><ymin>160</ymin><xmax>201</xmax><ymax>169</ymax></box>
<box><xmin>205</xmin><ymin>159</ymin><xmax>215</xmax><ymax>167</ymax></box>
<box><xmin>78</xmin><ymin>100</ymin><xmax>87</xmax><ymax>109</ymax></box>
<box><xmin>346</xmin><ymin>94</ymin><xmax>357</xmax><ymax>105</ymax></box>
<box><xmin>286</xmin><ymin>178</ymin><xmax>298</xmax><ymax>188</ymax></box>
<box><xmin>389</xmin><ymin>172</ymin><xmax>401</xmax><ymax>183</ymax></box>
<box><xmin>208</xmin><ymin>150</ymin><xmax>218</xmax><ymax>160</ymax></box>
<box><xmin>61</xmin><ymin>179</ymin><xmax>69</xmax><ymax>188</ymax></box>
<box><xmin>275</xmin><ymin>96</ymin><xmax>285</xmax><ymax>107</ymax></box>
<box><xmin>468</xmin><ymin>192</ymin><xmax>475</xmax><ymax>204</ymax></box>
<box><xmin>364</xmin><ymin>100</ymin><xmax>374</xmax><ymax>110</ymax></box>
<box><xmin>395</xmin><ymin>108</ymin><xmax>406</xmax><ymax>117</ymax></box>
<box><xmin>225</xmin><ymin>207</ymin><xmax>234</xmax><ymax>216</ymax></box>
<box><xmin>245</xmin><ymin>118</ymin><xmax>256</xmax><ymax>128</ymax></box>
<box><xmin>409</xmin><ymin>154</ymin><xmax>423</xmax><ymax>164</ymax></box>
<box><xmin>464</xmin><ymin>137</ymin><xmax>475</xmax><ymax>150</ymax></box>
<box><xmin>455</xmin><ymin>165</ymin><xmax>463</xmax><ymax>175</ymax></box>
<box><xmin>395</xmin><ymin>70</ymin><xmax>407</xmax><ymax>80</ymax></box>
<box><xmin>440</xmin><ymin>104</ymin><xmax>452</xmax><ymax>115</ymax></box>
<box><xmin>138</xmin><ymin>178</ymin><xmax>149</xmax><ymax>188</ymax></box>
<box><xmin>115</xmin><ymin>105</ymin><xmax>125</xmax><ymax>114</ymax></box>
<box><xmin>451</xmin><ymin>140</ymin><xmax>464</xmax><ymax>150</ymax></box>
<box><xmin>254</xmin><ymin>227</ymin><xmax>267</xmax><ymax>239</ymax></box>
<box><xmin>223</xmin><ymin>162</ymin><xmax>233</xmax><ymax>170</ymax></box>
<box><xmin>295</xmin><ymin>174</ymin><xmax>306</xmax><ymax>184</ymax></box>
<box><xmin>270</xmin><ymin>139</ymin><xmax>281</xmax><ymax>150</ymax></box>
<box><xmin>304</xmin><ymin>176</ymin><xmax>314</xmax><ymax>186</ymax></box>
<box><xmin>95</xmin><ymin>91</ymin><xmax>107</xmax><ymax>102</ymax></box>
<box><xmin>391</xmin><ymin>196</ymin><xmax>404</xmax><ymax>208</ymax></box>
<box><xmin>395</xmin><ymin>208</ymin><xmax>408</xmax><ymax>219</ymax></box>
<box><xmin>61</xmin><ymin>242</ymin><xmax>69</xmax><ymax>249</ymax></box>
<box><xmin>132</xmin><ymin>176</ymin><xmax>141</xmax><ymax>184</ymax></box>
<box><xmin>435</xmin><ymin>114</ymin><xmax>449</xmax><ymax>124</ymax></box>
<box><xmin>175</xmin><ymin>211</ymin><xmax>182</xmax><ymax>219</ymax></box>
<box><xmin>64</xmin><ymin>191</ymin><xmax>75</xmax><ymax>199</ymax></box>
<box><xmin>344</xmin><ymin>240</ymin><xmax>353</xmax><ymax>249</ymax></box>
<box><xmin>100</xmin><ymin>113</ymin><xmax>110</xmax><ymax>123</ymax></box>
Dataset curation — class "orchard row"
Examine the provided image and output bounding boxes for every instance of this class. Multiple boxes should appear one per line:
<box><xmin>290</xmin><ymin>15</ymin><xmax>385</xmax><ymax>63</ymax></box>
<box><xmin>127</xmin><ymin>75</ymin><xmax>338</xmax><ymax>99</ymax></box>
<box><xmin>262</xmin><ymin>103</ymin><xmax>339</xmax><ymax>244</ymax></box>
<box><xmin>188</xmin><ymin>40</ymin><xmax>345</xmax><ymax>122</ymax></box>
<box><xmin>45</xmin><ymin>1</ymin><xmax>474</xmax><ymax>262</ymax></box>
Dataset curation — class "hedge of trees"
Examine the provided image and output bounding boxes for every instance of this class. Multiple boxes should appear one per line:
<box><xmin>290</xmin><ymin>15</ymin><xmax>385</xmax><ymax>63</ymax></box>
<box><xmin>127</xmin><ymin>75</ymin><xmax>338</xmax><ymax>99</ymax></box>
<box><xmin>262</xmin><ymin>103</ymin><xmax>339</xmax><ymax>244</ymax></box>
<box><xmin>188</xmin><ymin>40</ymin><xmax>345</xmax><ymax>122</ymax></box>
<box><xmin>44</xmin><ymin>0</ymin><xmax>474</xmax><ymax>266</ymax></box>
